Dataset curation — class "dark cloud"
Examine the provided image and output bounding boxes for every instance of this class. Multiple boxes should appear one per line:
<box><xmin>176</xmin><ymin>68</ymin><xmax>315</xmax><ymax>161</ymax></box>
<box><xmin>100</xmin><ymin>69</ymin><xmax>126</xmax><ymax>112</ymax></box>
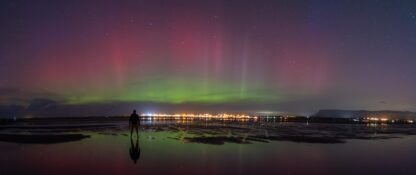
<box><xmin>0</xmin><ymin>104</ymin><xmax>25</xmax><ymax>118</ymax></box>
<box><xmin>0</xmin><ymin>99</ymin><xmax>274</xmax><ymax>118</ymax></box>
<box><xmin>26</xmin><ymin>98</ymin><xmax>58</xmax><ymax>111</ymax></box>
<box><xmin>0</xmin><ymin>87</ymin><xmax>60</xmax><ymax>105</ymax></box>
<box><xmin>0</xmin><ymin>97</ymin><xmax>67</xmax><ymax>118</ymax></box>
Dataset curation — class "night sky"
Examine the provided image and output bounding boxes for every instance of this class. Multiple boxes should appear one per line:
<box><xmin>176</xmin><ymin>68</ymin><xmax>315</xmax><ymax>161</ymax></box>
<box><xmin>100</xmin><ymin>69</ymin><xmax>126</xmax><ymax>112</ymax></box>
<box><xmin>1</xmin><ymin>0</ymin><xmax>416</xmax><ymax>117</ymax></box>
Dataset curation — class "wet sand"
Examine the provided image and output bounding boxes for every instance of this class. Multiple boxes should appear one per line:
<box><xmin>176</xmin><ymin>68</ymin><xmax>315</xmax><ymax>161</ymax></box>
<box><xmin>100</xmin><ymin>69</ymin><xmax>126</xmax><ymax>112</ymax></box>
<box><xmin>1</xmin><ymin>118</ymin><xmax>416</xmax><ymax>144</ymax></box>
<box><xmin>0</xmin><ymin>133</ymin><xmax>89</xmax><ymax>144</ymax></box>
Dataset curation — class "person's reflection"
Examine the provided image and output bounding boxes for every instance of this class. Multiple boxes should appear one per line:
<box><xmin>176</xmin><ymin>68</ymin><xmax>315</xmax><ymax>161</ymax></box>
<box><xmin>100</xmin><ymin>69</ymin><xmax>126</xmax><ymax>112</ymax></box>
<box><xmin>129</xmin><ymin>135</ymin><xmax>141</xmax><ymax>164</ymax></box>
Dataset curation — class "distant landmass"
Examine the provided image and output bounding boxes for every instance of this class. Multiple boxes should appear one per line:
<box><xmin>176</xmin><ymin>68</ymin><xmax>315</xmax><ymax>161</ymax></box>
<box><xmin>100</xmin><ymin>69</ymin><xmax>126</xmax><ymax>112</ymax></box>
<box><xmin>313</xmin><ymin>110</ymin><xmax>416</xmax><ymax>119</ymax></box>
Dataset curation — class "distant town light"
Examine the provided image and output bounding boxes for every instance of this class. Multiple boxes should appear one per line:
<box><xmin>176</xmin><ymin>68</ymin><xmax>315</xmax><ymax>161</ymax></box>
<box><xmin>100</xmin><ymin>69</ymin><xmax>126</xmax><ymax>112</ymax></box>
<box><xmin>139</xmin><ymin>113</ymin><xmax>251</xmax><ymax>120</ymax></box>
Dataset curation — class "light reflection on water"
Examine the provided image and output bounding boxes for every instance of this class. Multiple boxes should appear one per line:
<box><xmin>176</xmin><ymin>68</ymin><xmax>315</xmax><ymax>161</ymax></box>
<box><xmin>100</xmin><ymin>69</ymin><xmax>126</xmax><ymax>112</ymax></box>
<box><xmin>1</xmin><ymin>120</ymin><xmax>416</xmax><ymax>175</ymax></box>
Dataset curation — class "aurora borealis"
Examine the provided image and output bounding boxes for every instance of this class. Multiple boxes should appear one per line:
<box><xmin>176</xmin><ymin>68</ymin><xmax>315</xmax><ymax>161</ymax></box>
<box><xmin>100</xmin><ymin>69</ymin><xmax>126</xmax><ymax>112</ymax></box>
<box><xmin>1</xmin><ymin>0</ymin><xmax>416</xmax><ymax>116</ymax></box>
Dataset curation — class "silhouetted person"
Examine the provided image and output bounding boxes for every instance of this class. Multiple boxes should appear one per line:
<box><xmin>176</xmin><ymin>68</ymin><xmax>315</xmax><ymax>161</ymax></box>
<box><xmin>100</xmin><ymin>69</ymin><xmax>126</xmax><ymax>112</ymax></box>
<box><xmin>129</xmin><ymin>110</ymin><xmax>140</xmax><ymax>136</ymax></box>
<box><xmin>129</xmin><ymin>135</ymin><xmax>141</xmax><ymax>164</ymax></box>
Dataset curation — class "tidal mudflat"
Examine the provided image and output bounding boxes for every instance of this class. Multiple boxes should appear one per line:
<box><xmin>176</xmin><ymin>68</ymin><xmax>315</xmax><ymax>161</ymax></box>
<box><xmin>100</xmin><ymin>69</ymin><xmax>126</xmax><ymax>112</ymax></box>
<box><xmin>1</xmin><ymin>118</ymin><xmax>416</xmax><ymax>175</ymax></box>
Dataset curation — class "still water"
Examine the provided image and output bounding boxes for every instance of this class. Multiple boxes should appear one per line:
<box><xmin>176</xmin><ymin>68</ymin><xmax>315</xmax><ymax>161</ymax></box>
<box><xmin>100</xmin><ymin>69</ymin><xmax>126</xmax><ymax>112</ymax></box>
<box><xmin>1</xmin><ymin>119</ymin><xmax>416</xmax><ymax>175</ymax></box>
